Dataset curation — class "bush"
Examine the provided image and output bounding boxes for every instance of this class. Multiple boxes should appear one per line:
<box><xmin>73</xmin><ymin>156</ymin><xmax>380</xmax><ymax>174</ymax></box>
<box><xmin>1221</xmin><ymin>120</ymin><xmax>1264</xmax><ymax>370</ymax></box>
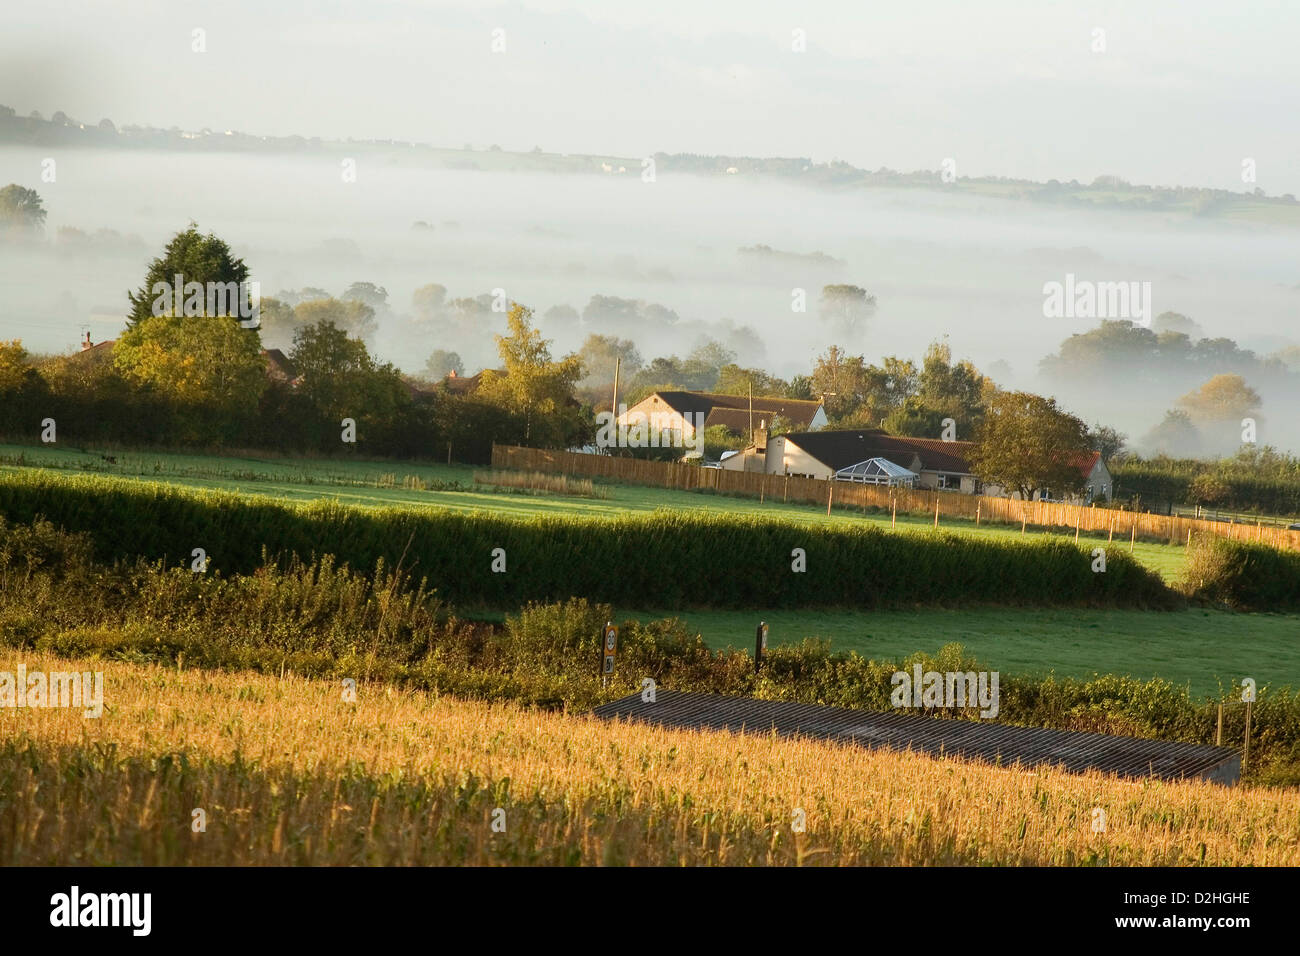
<box><xmin>1186</xmin><ymin>536</ymin><xmax>1300</xmax><ymax>610</ymax></box>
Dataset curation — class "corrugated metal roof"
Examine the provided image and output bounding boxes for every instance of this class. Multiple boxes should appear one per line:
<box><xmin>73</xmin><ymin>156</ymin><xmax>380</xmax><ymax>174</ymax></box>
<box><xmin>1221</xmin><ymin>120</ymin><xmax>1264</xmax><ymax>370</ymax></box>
<box><xmin>593</xmin><ymin>690</ymin><xmax>1240</xmax><ymax>785</ymax></box>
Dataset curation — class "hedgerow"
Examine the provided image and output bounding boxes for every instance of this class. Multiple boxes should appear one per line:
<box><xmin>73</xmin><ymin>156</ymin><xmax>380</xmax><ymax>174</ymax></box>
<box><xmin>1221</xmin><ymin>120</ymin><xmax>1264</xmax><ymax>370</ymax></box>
<box><xmin>0</xmin><ymin>471</ymin><xmax>1176</xmax><ymax>609</ymax></box>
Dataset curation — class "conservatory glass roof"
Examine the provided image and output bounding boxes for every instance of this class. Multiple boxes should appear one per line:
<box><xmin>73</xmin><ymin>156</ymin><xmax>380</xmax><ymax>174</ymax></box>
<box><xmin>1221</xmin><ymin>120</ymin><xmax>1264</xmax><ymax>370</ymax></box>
<box><xmin>833</xmin><ymin>457</ymin><xmax>919</xmax><ymax>481</ymax></box>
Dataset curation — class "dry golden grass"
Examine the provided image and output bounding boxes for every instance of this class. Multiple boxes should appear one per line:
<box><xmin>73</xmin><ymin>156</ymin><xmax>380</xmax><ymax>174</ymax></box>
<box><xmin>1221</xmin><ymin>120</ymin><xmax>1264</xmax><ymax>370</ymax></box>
<box><xmin>473</xmin><ymin>469</ymin><xmax>607</xmax><ymax>498</ymax></box>
<box><xmin>2</xmin><ymin>652</ymin><xmax>1297</xmax><ymax>866</ymax></box>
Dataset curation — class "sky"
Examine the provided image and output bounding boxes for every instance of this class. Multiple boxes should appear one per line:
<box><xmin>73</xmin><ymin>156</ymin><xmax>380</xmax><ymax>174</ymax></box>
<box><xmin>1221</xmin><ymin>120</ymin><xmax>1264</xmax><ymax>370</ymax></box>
<box><xmin>4</xmin><ymin>0</ymin><xmax>1299</xmax><ymax>194</ymax></box>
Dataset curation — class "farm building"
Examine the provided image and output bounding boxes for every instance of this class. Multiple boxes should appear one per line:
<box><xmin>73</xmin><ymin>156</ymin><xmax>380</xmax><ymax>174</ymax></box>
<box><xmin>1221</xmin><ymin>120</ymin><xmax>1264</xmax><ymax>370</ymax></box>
<box><xmin>616</xmin><ymin>391</ymin><xmax>826</xmax><ymax>448</ymax></box>
<box><xmin>262</xmin><ymin>348</ymin><xmax>301</xmax><ymax>386</ymax></box>
<box><xmin>438</xmin><ymin>368</ymin><xmax>501</xmax><ymax>395</ymax></box>
<box><xmin>723</xmin><ymin>428</ymin><xmax>1112</xmax><ymax>503</ymax></box>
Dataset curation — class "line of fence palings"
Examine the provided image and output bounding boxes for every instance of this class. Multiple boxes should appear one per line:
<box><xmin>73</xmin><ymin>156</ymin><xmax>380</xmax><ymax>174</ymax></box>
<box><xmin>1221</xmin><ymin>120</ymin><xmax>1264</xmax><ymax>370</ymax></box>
<box><xmin>491</xmin><ymin>445</ymin><xmax>1300</xmax><ymax>553</ymax></box>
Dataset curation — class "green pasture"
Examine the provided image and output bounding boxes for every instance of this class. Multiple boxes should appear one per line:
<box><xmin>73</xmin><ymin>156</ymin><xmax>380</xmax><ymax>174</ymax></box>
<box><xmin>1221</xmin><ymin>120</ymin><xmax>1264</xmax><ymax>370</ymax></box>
<box><xmin>607</xmin><ymin>606</ymin><xmax>1300</xmax><ymax>700</ymax></box>
<box><xmin>7</xmin><ymin>442</ymin><xmax>1296</xmax><ymax>698</ymax></box>
<box><xmin>0</xmin><ymin>442</ymin><xmax>1188</xmax><ymax>582</ymax></box>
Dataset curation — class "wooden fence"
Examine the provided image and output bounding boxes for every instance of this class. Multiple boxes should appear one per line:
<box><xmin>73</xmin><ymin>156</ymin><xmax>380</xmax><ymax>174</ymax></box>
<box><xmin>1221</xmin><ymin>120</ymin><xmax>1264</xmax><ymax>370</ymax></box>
<box><xmin>491</xmin><ymin>444</ymin><xmax>1300</xmax><ymax>553</ymax></box>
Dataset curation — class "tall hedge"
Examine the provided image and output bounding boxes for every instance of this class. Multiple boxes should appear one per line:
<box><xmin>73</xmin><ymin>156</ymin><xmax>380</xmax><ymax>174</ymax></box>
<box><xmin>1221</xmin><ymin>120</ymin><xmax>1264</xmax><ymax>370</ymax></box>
<box><xmin>0</xmin><ymin>471</ymin><xmax>1178</xmax><ymax>610</ymax></box>
<box><xmin>1186</xmin><ymin>536</ymin><xmax>1300</xmax><ymax>611</ymax></box>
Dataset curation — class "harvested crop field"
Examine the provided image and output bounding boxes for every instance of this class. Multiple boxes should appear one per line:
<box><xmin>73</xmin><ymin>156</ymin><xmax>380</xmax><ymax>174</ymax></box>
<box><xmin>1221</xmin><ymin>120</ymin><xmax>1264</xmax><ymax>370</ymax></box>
<box><xmin>2</xmin><ymin>653</ymin><xmax>1297</xmax><ymax>866</ymax></box>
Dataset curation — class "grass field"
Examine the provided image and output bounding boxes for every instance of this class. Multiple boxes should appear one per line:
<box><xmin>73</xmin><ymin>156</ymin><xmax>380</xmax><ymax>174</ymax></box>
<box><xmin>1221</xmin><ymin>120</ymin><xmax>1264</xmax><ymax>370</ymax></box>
<box><xmin>612</xmin><ymin>607</ymin><xmax>1300</xmax><ymax>699</ymax></box>
<box><xmin>0</xmin><ymin>442</ymin><xmax>1189</xmax><ymax>581</ymax></box>
<box><xmin>6</xmin><ymin>442</ymin><xmax>1296</xmax><ymax>699</ymax></box>
<box><xmin>4</xmin><ymin>652</ymin><xmax>1296</xmax><ymax>865</ymax></box>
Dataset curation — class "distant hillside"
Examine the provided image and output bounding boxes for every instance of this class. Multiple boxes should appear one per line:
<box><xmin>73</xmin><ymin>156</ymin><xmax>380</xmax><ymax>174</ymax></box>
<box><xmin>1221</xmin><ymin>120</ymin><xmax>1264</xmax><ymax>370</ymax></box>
<box><xmin>4</xmin><ymin>103</ymin><xmax>1299</xmax><ymax>224</ymax></box>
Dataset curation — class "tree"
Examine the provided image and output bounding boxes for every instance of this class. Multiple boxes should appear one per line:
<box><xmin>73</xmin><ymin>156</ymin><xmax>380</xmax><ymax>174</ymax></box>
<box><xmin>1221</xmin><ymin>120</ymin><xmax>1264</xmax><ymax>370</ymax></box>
<box><xmin>0</xmin><ymin>340</ymin><xmax>33</xmax><ymax>393</ymax></box>
<box><xmin>968</xmin><ymin>391</ymin><xmax>1091</xmax><ymax>501</ymax></box>
<box><xmin>1152</xmin><ymin>311</ymin><xmax>1204</xmax><ymax>338</ymax></box>
<box><xmin>1189</xmin><ymin>473</ymin><xmax>1231</xmax><ymax>507</ymax></box>
<box><xmin>424</xmin><ymin>349</ymin><xmax>463</xmax><ymax>379</ymax></box>
<box><xmin>126</xmin><ymin>224</ymin><xmax>250</xmax><ymax>327</ymax></box>
<box><xmin>713</xmin><ymin>364</ymin><xmax>790</xmax><ymax>398</ymax></box>
<box><xmin>289</xmin><ymin>320</ymin><xmax>406</xmax><ymax>428</ymax></box>
<box><xmin>873</xmin><ymin>339</ymin><xmax>989</xmax><ymax>438</ymax></box>
<box><xmin>542</xmin><ymin>304</ymin><xmax>580</xmax><ymax>328</ymax></box>
<box><xmin>1143</xmin><ymin>409</ymin><xmax>1201</xmax><ymax>457</ymax></box>
<box><xmin>1087</xmin><ymin>424</ymin><xmax>1127</xmax><ymax>462</ymax></box>
<box><xmin>810</xmin><ymin>345</ymin><xmax>869</xmax><ymax>420</ymax></box>
<box><xmin>113</xmin><ymin>314</ymin><xmax>267</xmax><ymax>441</ymax></box>
<box><xmin>882</xmin><ymin>397</ymin><xmax>949</xmax><ymax>437</ymax></box>
<box><xmin>787</xmin><ymin>374</ymin><xmax>814</xmax><ymax>400</ymax></box>
<box><xmin>582</xmin><ymin>295</ymin><xmax>679</xmax><ymax>330</ymax></box>
<box><xmin>477</xmin><ymin>304</ymin><xmax>584</xmax><ymax>446</ymax></box>
<box><xmin>0</xmin><ymin>340</ymin><xmax>48</xmax><ymax>435</ymax></box>
<box><xmin>1176</xmin><ymin>374</ymin><xmax>1261</xmax><ymax>426</ymax></box>
<box><xmin>1040</xmin><ymin>320</ymin><xmax>1159</xmax><ymax>377</ymax></box>
<box><xmin>681</xmin><ymin>340</ymin><xmax>735</xmax><ymax>387</ymax></box>
<box><xmin>0</xmin><ymin>184</ymin><xmax>47</xmax><ymax>235</ymax></box>
<box><xmin>577</xmin><ymin>334</ymin><xmax>641</xmax><ymax>387</ymax></box>
<box><xmin>342</xmin><ymin>281</ymin><xmax>389</xmax><ymax>311</ymax></box>
<box><xmin>412</xmin><ymin>284</ymin><xmax>448</xmax><ymax>319</ymax></box>
<box><xmin>293</xmin><ymin>297</ymin><xmax>377</xmax><ymax>342</ymax></box>
<box><xmin>252</xmin><ymin>297</ymin><xmax>298</xmax><ymax>349</ymax></box>
<box><xmin>819</xmin><ymin>284</ymin><xmax>876</xmax><ymax>331</ymax></box>
<box><xmin>919</xmin><ymin>340</ymin><xmax>982</xmax><ymax>407</ymax></box>
<box><xmin>445</xmin><ymin>294</ymin><xmax>496</xmax><ymax>329</ymax></box>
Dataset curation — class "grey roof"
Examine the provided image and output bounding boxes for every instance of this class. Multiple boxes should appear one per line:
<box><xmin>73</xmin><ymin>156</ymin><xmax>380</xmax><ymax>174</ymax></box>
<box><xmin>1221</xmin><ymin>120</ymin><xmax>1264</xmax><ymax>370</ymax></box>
<box><xmin>593</xmin><ymin>690</ymin><xmax>1240</xmax><ymax>784</ymax></box>
<box><xmin>783</xmin><ymin>429</ymin><xmax>971</xmax><ymax>474</ymax></box>
<box><xmin>834</xmin><ymin>457</ymin><xmax>919</xmax><ymax>481</ymax></box>
<box><xmin>644</xmin><ymin>391</ymin><xmax>824</xmax><ymax>431</ymax></box>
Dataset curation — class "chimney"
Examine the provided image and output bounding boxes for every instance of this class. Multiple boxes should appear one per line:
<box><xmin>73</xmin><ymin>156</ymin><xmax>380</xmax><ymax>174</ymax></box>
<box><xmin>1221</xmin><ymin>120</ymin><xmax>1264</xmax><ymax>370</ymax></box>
<box><xmin>81</xmin><ymin>331</ymin><xmax>92</xmax><ymax>351</ymax></box>
<box><xmin>448</xmin><ymin>368</ymin><xmax>457</xmax><ymax>378</ymax></box>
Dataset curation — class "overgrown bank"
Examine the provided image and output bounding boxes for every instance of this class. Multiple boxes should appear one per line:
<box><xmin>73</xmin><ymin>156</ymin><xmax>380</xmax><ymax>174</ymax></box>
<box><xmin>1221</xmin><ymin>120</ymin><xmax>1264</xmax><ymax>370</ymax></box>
<box><xmin>1</xmin><ymin>515</ymin><xmax>1296</xmax><ymax>785</ymax></box>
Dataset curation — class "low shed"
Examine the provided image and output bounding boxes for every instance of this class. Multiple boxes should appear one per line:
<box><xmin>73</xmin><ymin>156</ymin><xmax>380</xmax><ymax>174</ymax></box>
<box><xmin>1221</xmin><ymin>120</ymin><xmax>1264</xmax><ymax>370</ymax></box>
<box><xmin>594</xmin><ymin>690</ymin><xmax>1240</xmax><ymax>785</ymax></box>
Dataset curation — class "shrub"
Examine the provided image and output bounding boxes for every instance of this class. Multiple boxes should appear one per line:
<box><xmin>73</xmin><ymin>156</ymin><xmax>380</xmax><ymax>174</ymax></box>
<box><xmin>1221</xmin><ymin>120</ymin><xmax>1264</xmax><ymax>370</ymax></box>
<box><xmin>1185</xmin><ymin>536</ymin><xmax>1300</xmax><ymax>610</ymax></box>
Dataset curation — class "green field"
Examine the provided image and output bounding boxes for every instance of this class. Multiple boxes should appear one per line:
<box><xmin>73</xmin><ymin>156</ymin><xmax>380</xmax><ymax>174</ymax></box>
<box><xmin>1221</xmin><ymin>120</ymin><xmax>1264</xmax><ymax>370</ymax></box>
<box><xmin>610</xmin><ymin>607</ymin><xmax>1299</xmax><ymax>699</ymax></box>
<box><xmin>0</xmin><ymin>442</ymin><xmax>1189</xmax><ymax>581</ymax></box>
<box><xmin>5</xmin><ymin>442</ymin><xmax>1295</xmax><ymax>697</ymax></box>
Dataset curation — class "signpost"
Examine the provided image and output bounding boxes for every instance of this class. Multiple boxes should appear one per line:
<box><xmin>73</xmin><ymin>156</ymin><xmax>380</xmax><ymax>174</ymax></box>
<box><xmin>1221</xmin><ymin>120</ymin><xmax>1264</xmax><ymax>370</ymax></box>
<box><xmin>601</xmin><ymin>622</ymin><xmax>618</xmax><ymax>688</ymax></box>
<box><xmin>755</xmin><ymin>621</ymin><xmax>768</xmax><ymax>673</ymax></box>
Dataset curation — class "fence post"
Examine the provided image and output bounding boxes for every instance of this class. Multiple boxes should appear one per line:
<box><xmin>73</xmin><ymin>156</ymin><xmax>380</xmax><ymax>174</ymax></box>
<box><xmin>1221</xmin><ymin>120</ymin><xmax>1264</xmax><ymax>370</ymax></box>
<box><xmin>827</xmin><ymin>480</ymin><xmax>833</xmax><ymax>516</ymax></box>
<box><xmin>1130</xmin><ymin>522</ymin><xmax>1136</xmax><ymax>553</ymax></box>
<box><xmin>1244</xmin><ymin>700</ymin><xmax>1253</xmax><ymax>773</ymax></box>
<box><xmin>934</xmin><ymin>494</ymin><xmax>940</xmax><ymax>529</ymax></box>
<box><xmin>1216</xmin><ymin>702</ymin><xmax>1223</xmax><ymax>747</ymax></box>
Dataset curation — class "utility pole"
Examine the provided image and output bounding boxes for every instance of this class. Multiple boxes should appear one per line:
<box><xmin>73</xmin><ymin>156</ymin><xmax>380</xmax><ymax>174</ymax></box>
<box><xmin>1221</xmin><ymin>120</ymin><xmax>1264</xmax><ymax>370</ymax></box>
<box><xmin>611</xmin><ymin>357</ymin><xmax>621</xmax><ymax>419</ymax></box>
<box><xmin>748</xmin><ymin>380</ymin><xmax>754</xmax><ymax>447</ymax></box>
<box><xmin>610</xmin><ymin>356</ymin><xmax>621</xmax><ymax>455</ymax></box>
